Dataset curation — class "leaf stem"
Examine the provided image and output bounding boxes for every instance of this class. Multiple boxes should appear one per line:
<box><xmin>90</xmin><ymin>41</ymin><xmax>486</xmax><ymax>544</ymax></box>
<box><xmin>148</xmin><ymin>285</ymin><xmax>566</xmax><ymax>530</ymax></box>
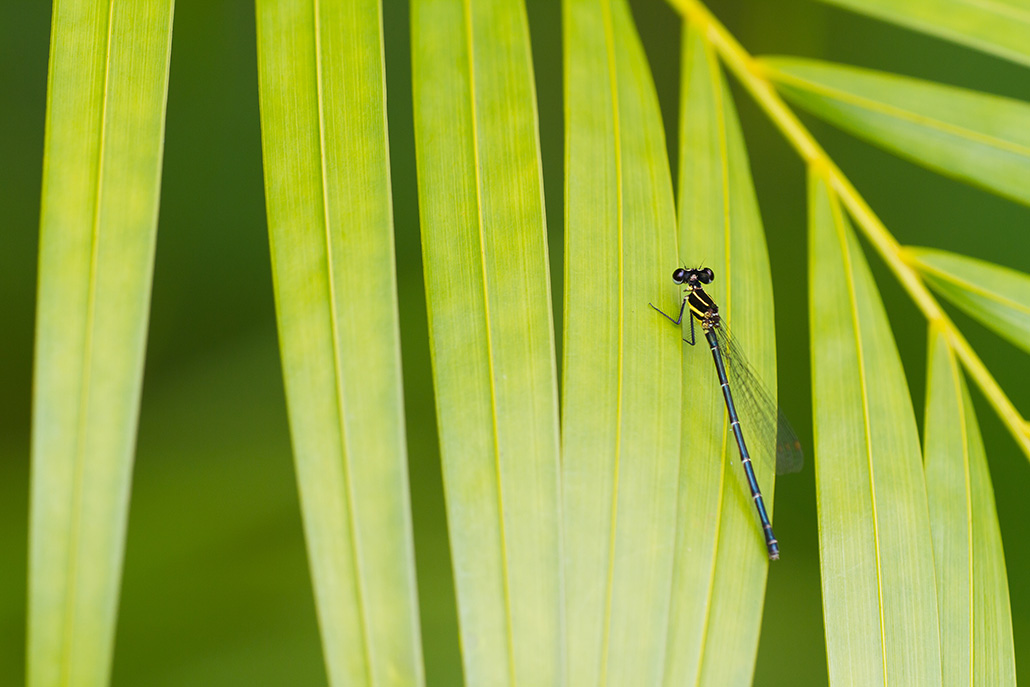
<box><xmin>667</xmin><ymin>0</ymin><xmax>1030</xmax><ymax>461</ymax></box>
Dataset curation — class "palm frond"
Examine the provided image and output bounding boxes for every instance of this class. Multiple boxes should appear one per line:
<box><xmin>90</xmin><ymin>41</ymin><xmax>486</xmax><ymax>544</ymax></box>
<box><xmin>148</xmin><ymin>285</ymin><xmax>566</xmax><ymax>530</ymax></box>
<box><xmin>665</xmin><ymin>1</ymin><xmax>1024</xmax><ymax>683</ymax></box>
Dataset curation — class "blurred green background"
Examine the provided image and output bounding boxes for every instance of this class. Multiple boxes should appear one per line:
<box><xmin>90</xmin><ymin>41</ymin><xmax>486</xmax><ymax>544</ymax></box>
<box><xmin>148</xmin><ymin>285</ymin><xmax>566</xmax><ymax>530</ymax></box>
<box><xmin>3</xmin><ymin>1</ymin><xmax>1029</xmax><ymax>684</ymax></box>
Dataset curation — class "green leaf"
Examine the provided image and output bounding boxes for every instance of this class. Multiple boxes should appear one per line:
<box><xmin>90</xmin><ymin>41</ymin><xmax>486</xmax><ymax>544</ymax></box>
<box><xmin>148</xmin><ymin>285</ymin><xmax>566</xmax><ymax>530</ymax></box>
<box><xmin>411</xmin><ymin>0</ymin><xmax>563</xmax><ymax>684</ymax></box>
<box><xmin>29</xmin><ymin>2</ymin><xmax>173</xmax><ymax>685</ymax></box>
<box><xmin>663</xmin><ymin>22</ymin><xmax>777</xmax><ymax>687</ymax></box>
<box><xmin>808</xmin><ymin>174</ymin><xmax>941</xmax><ymax>686</ymax></box>
<box><xmin>811</xmin><ymin>0</ymin><xmax>1030</xmax><ymax>68</ymax></box>
<box><xmin>924</xmin><ymin>326</ymin><xmax>1016</xmax><ymax>687</ymax></box>
<box><xmin>254</xmin><ymin>2</ymin><xmax>424</xmax><ymax>685</ymax></box>
<box><xmin>761</xmin><ymin>58</ymin><xmax>1030</xmax><ymax>207</ymax></box>
<box><xmin>905</xmin><ymin>247</ymin><xmax>1030</xmax><ymax>356</ymax></box>
<box><xmin>562</xmin><ymin>0</ymin><xmax>681</xmax><ymax>684</ymax></box>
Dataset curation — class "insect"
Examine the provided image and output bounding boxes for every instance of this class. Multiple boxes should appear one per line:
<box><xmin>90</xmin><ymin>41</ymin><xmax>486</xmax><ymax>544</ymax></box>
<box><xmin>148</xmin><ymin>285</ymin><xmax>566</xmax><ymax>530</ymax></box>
<box><xmin>650</xmin><ymin>267</ymin><xmax>802</xmax><ymax>560</ymax></box>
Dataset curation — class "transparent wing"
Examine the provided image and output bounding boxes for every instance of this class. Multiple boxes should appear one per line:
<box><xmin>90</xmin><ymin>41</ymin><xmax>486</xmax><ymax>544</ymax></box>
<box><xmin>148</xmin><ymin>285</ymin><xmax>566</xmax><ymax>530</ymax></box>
<box><xmin>713</xmin><ymin>323</ymin><xmax>804</xmax><ymax>475</ymax></box>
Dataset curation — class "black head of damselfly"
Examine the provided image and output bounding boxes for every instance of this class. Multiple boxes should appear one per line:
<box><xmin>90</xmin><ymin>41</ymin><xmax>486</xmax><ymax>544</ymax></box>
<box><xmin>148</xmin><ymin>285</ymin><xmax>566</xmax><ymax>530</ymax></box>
<box><xmin>649</xmin><ymin>267</ymin><xmax>803</xmax><ymax>560</ymax></box>
<box><xmin>672</xmin><ymin>266</ymin><xmax>713</xmax><ymax>286</ymax></box>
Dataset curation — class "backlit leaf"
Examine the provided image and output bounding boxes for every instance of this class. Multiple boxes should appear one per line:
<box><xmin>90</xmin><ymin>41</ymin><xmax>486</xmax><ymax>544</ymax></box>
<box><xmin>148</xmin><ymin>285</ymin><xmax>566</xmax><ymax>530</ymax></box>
<box><xmin>411</xmin><ymin>0</ymin><xmax>564</xmax><ymax>683</ymax></box>
<box><xmin>255</xmin><ymin>1</ymin><xmax>424</xmax><ymax>684</ymax></box>
<box><xmin>562</xmin><ymin>0</ymin><xmax>681</xmax><ymax>684</ymax></box>
<box><xmin>809</xmin><ymin>174</ymin><xmax>941</xmax><ymax>686</ymax></box>
<box><xmin>924</xmin><ymin>326</ymin><xmax>1016</xmax><ymax>687</ymax></box>
<box><xmin>29</xmin><ymin>2</ymin><xmax>174</xmax><ymax>685</ymax></box>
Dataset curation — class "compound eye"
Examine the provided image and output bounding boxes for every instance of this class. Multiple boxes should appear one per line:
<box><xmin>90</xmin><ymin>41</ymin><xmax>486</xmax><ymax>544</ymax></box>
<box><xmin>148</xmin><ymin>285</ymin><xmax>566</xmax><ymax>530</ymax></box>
<box><xmin>701</xmin><ymin>267</ymin><xmax>714</xmax><ymax>283</ymax></box>
<box><xmin>672</xmin><ymin>268</ymin><xmax>687</xmax><ymax>284</ymax></box>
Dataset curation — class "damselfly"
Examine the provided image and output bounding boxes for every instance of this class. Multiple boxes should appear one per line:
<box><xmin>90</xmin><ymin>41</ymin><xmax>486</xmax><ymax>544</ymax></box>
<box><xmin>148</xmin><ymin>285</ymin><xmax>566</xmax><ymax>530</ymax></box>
<box><xmin>650</xmin><ymin>267</ymin><xmax>802</xmax><ymax>560</ymax></box>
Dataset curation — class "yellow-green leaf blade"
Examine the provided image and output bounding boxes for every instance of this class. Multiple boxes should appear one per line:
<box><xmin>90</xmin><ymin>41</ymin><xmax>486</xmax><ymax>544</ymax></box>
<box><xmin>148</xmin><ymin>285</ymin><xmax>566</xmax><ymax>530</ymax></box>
<box><xmin>663</xmin><ymin>23</ymin><xmax>778</xmax><ymax>687</ymax></box>
<box><xmin>762</xmin><ymin>58</ymin><xmax>1030</xmax><ymax>207</ymax></box>
<box><xmin>811</xmin><ymin>0</ymin><xmax>1030</xmax><ymax>68</ymax></box>
<box><xmin>255</xmin><ymin>2</ymin><xmax>424</xmax><ymax>685</ymax></box>
<box><xmin>562</xmin><ymin>0</ymin><xmax>681</xmax><ymax>683</ymax></box>
<box><xmin>30</xmin><ymin>2</ymin><xmax>174</xmax><ymax>685</ymax></box>
<box><xmin>905</xmin><ymin>247</ymin><xmax>1030</xmax><ymax>356</ymax></box>
<box><xmin>808</xmin><ymin>175</ymin><xmax>941</xmax><ymax>686</ymax></box>
<box><xmin>412</xmin><ymin>0</ymin><xmax>563</xmax><ymax>684</ymax></box>
<box><xmin>924</xmin><ymin>327</ymin><xmax>1016</xmax><ymax>687</ymax></box>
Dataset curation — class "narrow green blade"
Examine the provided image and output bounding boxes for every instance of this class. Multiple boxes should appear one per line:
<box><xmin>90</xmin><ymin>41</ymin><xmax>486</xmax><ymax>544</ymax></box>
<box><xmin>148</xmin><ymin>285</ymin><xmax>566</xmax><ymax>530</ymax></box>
<box><xmin>762</xmin><ymin>58</ymin><xmax>1030</xmax><ymax>207</ymax></box>
<box><xmin>662</xmin><ymin>23</ymin><xmax>779</xmax><ymax>687</ymax></box>
<box><xmin>411</xmin><ymin>0</ymin><xmax>563</xmax><ymax>684</ymax></box>
<box><xmin>29</xmin><ymin>2</ymin><xmax>174</xmax><ymax>685</ymax></box>
<box><xmin>562</xmin><ymin>0</ymin><xmax>681</xmax><ymax>684</ymax></box>
<box><xmin>808</xmin><ymin>175</ymin><xmax>941</xmax><ymax>686</ymax></box>
<box><xmin>905</xmin><ymin>247</ymin><xmax>1030</xmax><ymax>356</ymax></box>
<box><xmin>924</xmin><ymin>327</ymin><xmax>1016</xmax><ymax>687</ymax></box>
<box><xmin>812</xmin><ymin>0</ymin><xmax>1030</xmax><ymax>68</ymax></box>
<box><xmin>255</xmin><ymin>2</ymin><xmax>424</xmax><ymax>685</ymax></box>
